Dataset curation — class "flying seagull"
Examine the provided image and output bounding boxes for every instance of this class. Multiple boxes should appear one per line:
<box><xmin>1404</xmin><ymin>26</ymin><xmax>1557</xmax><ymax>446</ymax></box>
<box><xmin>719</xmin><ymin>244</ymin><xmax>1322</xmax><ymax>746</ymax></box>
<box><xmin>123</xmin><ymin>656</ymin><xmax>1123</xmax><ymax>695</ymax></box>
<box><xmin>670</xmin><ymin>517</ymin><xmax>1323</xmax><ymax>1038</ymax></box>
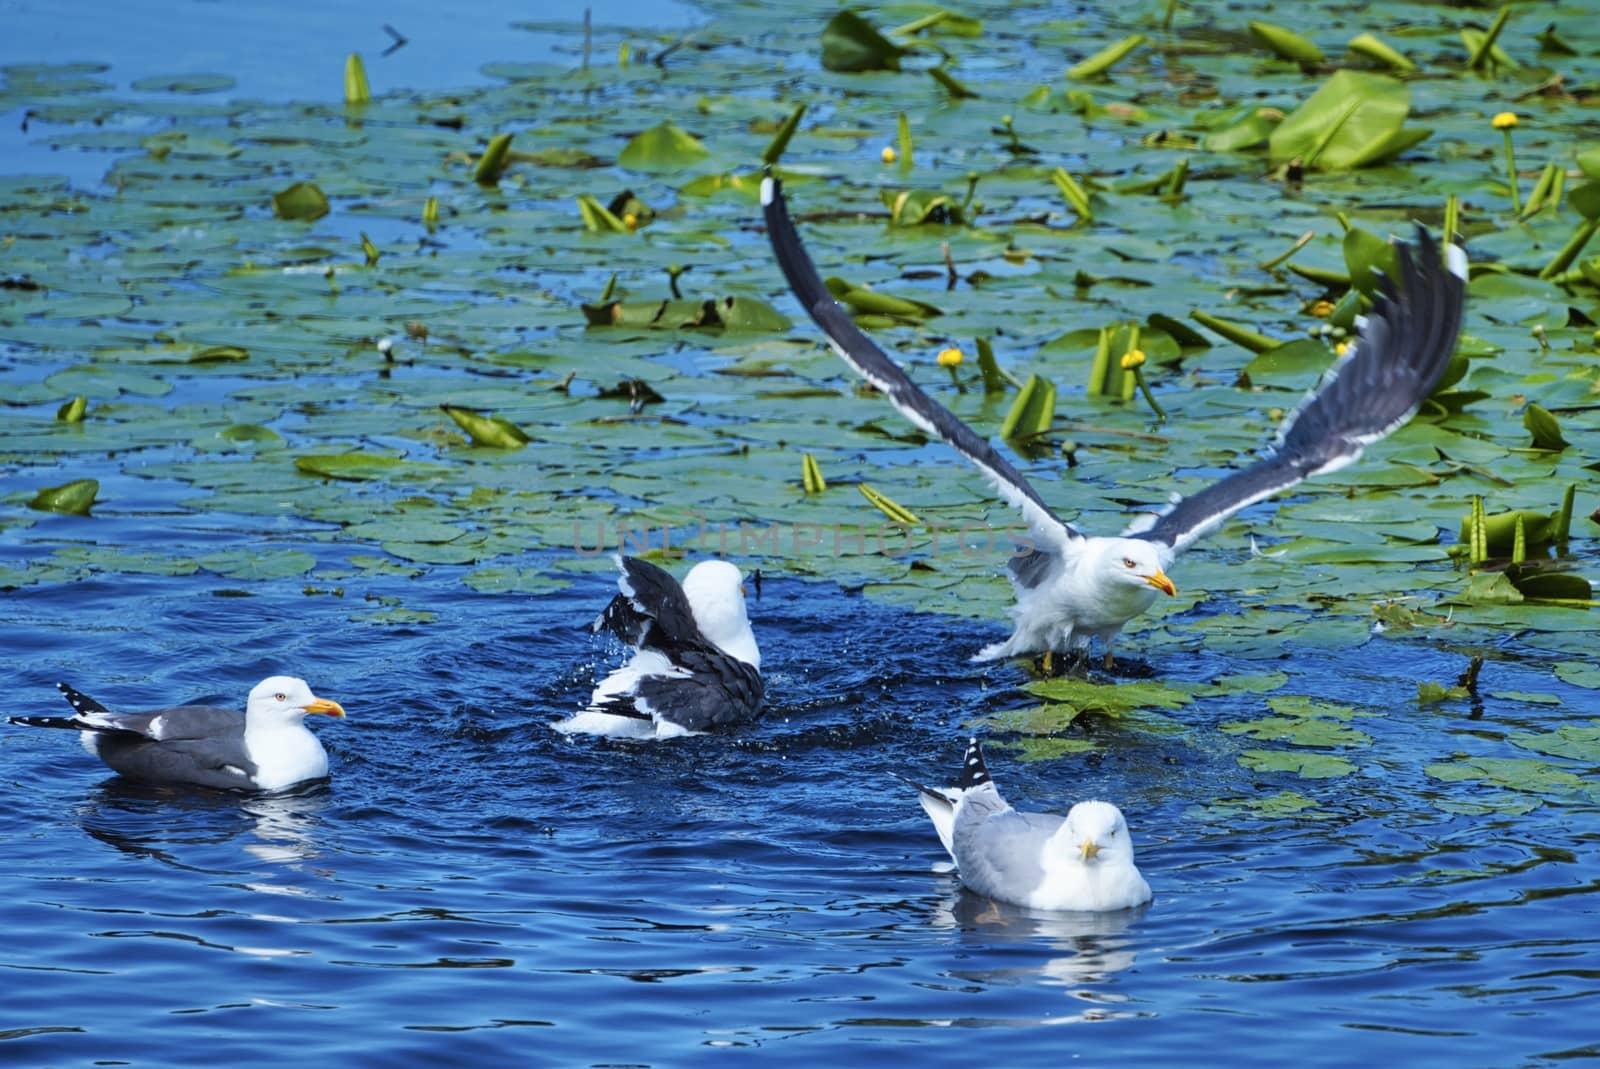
<box><xmin>10</xmin><ymin>675</ymin><xmax>346</xmax><ymax>792</ymax></box>
<box><xmin>554</xmin><ymin>555</ymin><xmax>763</xmax><ymax>739</ymax></box>
<box><xmin>903</xmin><ymin>737</ymin><xmax>1152</xmax><ymax>912</ymax></box>
<box><xmin>762</xmin><ymin>173</ymin><xmax>1468</xmax><ymax>666</ymax></box>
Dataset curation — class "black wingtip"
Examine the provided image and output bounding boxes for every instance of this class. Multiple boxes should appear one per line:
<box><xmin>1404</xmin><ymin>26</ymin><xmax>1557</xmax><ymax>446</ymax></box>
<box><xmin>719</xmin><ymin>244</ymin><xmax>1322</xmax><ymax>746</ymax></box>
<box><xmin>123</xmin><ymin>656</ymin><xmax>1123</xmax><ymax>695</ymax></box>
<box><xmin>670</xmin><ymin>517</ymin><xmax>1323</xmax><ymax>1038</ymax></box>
<box><xmin>957</xmin><ymin>736</ymin><xmax>992</xmax><ymax>790</ymax></box>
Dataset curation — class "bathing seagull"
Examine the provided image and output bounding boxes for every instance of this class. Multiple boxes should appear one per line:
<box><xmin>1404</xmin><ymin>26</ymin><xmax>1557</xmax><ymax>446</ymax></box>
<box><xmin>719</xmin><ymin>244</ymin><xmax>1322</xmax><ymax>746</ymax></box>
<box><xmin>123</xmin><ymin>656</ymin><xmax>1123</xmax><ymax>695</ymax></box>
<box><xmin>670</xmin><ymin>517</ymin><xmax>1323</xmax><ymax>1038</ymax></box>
<box><xmin>903</xmin><ymin>737</ymin><xmax>1152</xmax><ymax>912</ymax></box>
<box><xmin>555</xmin><ymin>556</ymin><xmax>763</xmax><ymax>739</ymax></box>
<box><xmin>763</xmin><ymin>172</ymin><xmax>1468</xmax><ymax>665</ymax></box>
<box><xmin>10</xmin><ymin>675</ymin><xmax>346</xmax><ymax>792</ymax></box>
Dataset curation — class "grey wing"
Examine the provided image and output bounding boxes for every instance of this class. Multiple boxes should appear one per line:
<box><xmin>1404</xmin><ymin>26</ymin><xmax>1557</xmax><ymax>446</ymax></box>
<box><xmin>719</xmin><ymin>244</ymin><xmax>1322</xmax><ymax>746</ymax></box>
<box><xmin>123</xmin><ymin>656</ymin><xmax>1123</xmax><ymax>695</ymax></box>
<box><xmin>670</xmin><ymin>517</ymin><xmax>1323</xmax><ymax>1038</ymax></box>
<box><xmin>954</xmin><ymin>799</ymin><xmax>1064</xmax><ymax>905</ymax></box>
<box><xmin>631</xmin><ymin>650</ymin><xmax>765</xmax><ymax>732</ymax></box>
<box><xmin>1133</xmin><ymin>226</ymin><xmax>1466</xmax><ymax>553</ymax></box>
<box><xmin>95</xmin><ymin>734</ymin><xmax>259</xmax><ymax>790</ymax></box>
<box><xmin>762</xmin><ymin>172</ymin><xmax>1081</xmax><ymax>556</ymax></box>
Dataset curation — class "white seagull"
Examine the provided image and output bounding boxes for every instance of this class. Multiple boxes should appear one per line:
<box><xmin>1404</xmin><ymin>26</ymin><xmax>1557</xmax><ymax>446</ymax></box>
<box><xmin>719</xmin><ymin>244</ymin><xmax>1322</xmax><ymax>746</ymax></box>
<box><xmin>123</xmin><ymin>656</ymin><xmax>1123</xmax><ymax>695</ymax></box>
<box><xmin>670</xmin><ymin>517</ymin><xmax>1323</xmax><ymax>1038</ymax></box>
<box><xmin>763</xmin><ymin>173</ymin><xmax>1468</xmax><ymax>666</ymax></box>
<box><xmin>10</xmin><ymin>675</ymin><xmax>346</xmax><ymax>792</ymax></box>
<box><xmin>904</xmin><ymin>737</ymin><xmax>1152</xmax><ymax>912</ymax></box>
<box><xmin>555</xmin><ymin>555</ymin><xmax>763</xmax><ymax>740</ymax></box>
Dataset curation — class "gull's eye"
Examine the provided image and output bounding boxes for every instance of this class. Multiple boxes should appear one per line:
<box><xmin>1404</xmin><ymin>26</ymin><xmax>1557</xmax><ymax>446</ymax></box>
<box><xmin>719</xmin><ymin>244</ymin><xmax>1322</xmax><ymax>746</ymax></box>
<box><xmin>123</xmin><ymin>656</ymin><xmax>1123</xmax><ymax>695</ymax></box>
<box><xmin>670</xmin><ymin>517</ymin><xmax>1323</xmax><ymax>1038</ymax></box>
<box><xmin>275</xmin><ymin>692</ymin><xmax>287</xmax><ymax>701</ymax></box>
<box><xmin>1121</xmin><ymin>557</ymin><xmax>1137</xmax><ymax>569</ymax></box>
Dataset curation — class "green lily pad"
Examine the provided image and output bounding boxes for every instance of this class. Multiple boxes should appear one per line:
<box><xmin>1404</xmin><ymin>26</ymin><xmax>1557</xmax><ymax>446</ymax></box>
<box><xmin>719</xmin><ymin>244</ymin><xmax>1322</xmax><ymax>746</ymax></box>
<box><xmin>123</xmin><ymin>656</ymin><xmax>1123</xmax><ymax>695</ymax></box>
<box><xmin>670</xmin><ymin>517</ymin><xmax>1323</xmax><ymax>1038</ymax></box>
<box><xmin>618</xmin><ymin>122</ymin><xmax>709</xmax><ymax>174</ymax></box>
<box><xmin>198</xmin><ymin>548</ymin><xmax>317</xmax><ymax>580</ymax></box>
<box><xmin>1238</xmin><ymin>750</ymin><xmax>1357</xmax><ymax>779</ymax></box>
<box><xmin>271</xmin><ymin>181</ymin><xmax>330</xmax><ymax>221</ymax></box>
<box><xmin>821</xmin><ymin>11</ymin><xmax>905</xmax><ymax>72</ymax></box>
<box><xmin>1268</xmin><ymin>70</ymin><xmax>1426</xmax><ymax>171</ymax></box>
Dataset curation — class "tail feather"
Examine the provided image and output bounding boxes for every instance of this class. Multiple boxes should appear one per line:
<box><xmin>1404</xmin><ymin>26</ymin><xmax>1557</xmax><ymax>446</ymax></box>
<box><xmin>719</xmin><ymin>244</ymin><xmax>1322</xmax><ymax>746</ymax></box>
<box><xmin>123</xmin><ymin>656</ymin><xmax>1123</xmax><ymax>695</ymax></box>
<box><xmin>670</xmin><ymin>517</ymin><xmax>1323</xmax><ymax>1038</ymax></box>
<box><xmin>57</xmin><ymin>683</ymin><xmax>109</xmax><ymax>715</ymax></box>
<box><xmin>10</xmin><ymin>715</ymin><xmax>134</xmax><ymax>737</ymax></box>
<box><xmin>958</xmin><ymin>736</ymin><xmax>992</xmax><ymax>791</ymax></box>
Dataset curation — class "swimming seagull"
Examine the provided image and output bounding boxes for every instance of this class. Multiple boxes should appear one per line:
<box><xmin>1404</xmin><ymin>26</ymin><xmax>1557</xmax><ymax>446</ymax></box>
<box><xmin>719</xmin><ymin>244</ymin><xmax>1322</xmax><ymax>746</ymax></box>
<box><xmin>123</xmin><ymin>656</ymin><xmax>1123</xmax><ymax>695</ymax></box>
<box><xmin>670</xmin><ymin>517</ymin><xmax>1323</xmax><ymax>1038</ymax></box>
<box><xmin>10</xmin><ymin>676</ymin><xmax>346</xmax><ymax>792</ymax></box>
<box><xmin>904</xmin><ymin>737</ymin><xmax>1152</xmax><ymax>912</ymax></box>
<box><xmin>762</xmin><ymin>173</ymin><xmax>1468</xmax><ymax>666</ymax></box>
<box><xmin>554</xmin><ymin>555</ymin><xmax>763</xmax><ymax>739</ymax></box>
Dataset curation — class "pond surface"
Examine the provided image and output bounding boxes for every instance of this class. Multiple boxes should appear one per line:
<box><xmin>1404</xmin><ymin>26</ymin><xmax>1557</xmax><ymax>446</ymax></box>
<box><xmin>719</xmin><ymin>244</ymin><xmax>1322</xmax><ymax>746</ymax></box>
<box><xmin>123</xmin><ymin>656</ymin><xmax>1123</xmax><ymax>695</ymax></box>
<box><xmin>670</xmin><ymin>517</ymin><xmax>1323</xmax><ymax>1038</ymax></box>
<box><xmin>3</xmin><ymin>0</ymin><xmax>1599</xmax><ymax>1065</ymax></box>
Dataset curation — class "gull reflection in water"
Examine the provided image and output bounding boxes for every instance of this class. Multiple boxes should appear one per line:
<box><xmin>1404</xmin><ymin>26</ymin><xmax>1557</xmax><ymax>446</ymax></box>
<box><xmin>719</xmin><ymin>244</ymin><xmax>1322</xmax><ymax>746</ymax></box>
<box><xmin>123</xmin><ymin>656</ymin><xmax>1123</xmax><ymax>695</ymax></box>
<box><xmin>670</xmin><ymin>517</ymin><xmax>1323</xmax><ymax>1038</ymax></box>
<box><xmin>74</xmin><ymin>777</ymin><xmax>330</xmax><ymax>875</ymax></box>
<box><xmin>927</xmin><ymin>876</ymin><xmax>1151</xmax><ymax>1020</ymax></box>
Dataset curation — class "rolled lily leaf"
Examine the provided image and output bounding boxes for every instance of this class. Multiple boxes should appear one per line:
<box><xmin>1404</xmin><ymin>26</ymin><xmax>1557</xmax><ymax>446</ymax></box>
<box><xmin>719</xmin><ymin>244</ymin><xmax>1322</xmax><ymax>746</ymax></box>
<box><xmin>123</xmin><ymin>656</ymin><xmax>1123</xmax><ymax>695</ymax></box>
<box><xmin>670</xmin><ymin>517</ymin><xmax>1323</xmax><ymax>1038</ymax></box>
<box><xmin>821</xmin><ymin>11</ymin><xmax>904</xmax><ymax>72</ymax></box>
<box><xmin>1347</xmin><ymin>32</ymin><xmax>1416</xmax><ymax>72</ymax></box>
<box><xmin>192</xmin><ymin>345</ymin><xmax>249</xmax><ymax>362</ymax></box>
<box><xmin>1343</xmin><ymin>226</ymin><xmax>1400</xmax><ymax>298</ymax></box>
<box><xmin>474</xmin><ymin>133</ymin><xmax>514</xmax><ymax>185</ymax></box>
<box><xmin>762</xmin><ymin>104</ymin><xmax>806</xmax><ymax>165</ymax></box>
<box><xmin>975</xmin><ymin>337</ymin><xmax>1018</xmax><ymax>394</ymax></box>
<box><xmin>1190</xmin><ymin>310</ymin><xmax>1280</xmax><ymax>354</ymax></box>
<box><xmin>825</xmin><ymin>277</ymin><xmax>942</xmax><ymax>320</ymax></box>
<box><xmin>858</xmin><ymin>483</ymin><xmax>919</xmax><ymax>524</ymax></box>
<box><xmin>29</xmin><ymin>478</ymin><xmax>98</xmax><ymax>516</ymax></box>
<box><xmin>1203</xmin><ymin>107</ymin><xmax>1282</xmax><ymax>153</ymax></box>
<box><xmin>1066</xmin><ymin>34</ymin><xmax>1146</xmax><ymax>80</ymax></box>
<box><xmin>271</xmin><ymin>182</ymin><xmax>330</xmax><ymax>221</ymax></box>
<box><xmin>999</xmin><ymin>374</ymin><xmax>1055</xmax><ymax>440</ymax></box>
<box><xmin>619</xmin><ymin>122</ymin><xmax>709</xmax><ymax>174</ymax></box>
<box><xmin>1269</xmin><ymin>71</ymin><xmax>1426</xmax><ymax>171</ymax></box>
<box><xmin>883</xmin><ymin>187</ymin><xmax>966</xmax><ymax>226</ymax></box>
<box><xmin>1522</xmin><ymin>402</ymin><xmax>1569</xmax><ymax>451</ymax></box>
<box><xmin>442</xmin><ymin>404</ymin><xmax>532</xmax><ymax>449</ymax></box>
<box><xmin>1458</xmin><ymin>506</ymin><xmax>1554</xmax><ymax>554</ymax></box>
<box><xmin>344</xmin><ymin>53</ymin><xmax>370</xmax><ymax>105</ymax></box>
<box><xmin>801</xmin><ymin>453</ymin><xmax>826</xmax><ymax>494</ymax></box>
<box><xmin>1248</xmin><ymin>22</ymin><xmax>1324</xmax><ymax>68</ymax></box>
<box><xmin>577</xmin><ymin>194</ymin><xmax>630</xmax><ymax>232</ymax></box>
<box><xmin>56</xmin><ymin>395</ymin><xmax>87</xmax><ymax>422</ymax></box>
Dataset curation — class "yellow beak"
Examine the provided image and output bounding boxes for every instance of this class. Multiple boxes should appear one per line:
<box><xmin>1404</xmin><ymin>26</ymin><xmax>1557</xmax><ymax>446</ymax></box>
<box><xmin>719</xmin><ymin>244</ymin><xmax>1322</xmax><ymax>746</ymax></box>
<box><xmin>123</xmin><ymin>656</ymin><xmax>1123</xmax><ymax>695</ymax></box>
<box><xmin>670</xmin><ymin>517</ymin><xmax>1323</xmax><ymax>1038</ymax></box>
<box><xmin>304</xmin><ymin>697</ymin><xmax>347</xmax><ymax>719</ymax></box>
<box><xmin>1144</xmin><ymin>570</ymin><xmax>1177</xmax><ymax>597</ymax></box>
<box><xmin>1079</xmin><ymin>837</ymin><xmax>1101</xmax><ymax>862</ymax></box>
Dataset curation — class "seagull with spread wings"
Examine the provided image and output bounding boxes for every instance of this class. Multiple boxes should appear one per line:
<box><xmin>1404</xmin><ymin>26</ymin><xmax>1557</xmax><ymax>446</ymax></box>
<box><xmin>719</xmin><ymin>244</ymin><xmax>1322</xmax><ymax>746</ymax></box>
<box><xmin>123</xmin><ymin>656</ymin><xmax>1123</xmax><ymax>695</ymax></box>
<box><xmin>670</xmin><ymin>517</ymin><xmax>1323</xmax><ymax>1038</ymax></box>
<box><xmin>763</xmin><ymin>173</ymin><xmax>1467</xmax><ymax>667</ymax></box>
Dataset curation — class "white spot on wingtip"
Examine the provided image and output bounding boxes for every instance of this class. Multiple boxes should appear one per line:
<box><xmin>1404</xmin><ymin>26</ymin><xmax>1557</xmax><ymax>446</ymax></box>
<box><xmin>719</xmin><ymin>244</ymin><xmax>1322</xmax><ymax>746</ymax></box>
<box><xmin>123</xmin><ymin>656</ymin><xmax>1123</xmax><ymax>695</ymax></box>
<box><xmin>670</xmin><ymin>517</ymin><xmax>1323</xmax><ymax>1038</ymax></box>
<box><xmin>759</xmin><ymin>176</ymin><xmax>775</xmax><ymax>206</ymax></box>
<box><xmin>1445</xmin><ymin>243</ymin><xmax>1468</xmax><ymax>280</ymax></box>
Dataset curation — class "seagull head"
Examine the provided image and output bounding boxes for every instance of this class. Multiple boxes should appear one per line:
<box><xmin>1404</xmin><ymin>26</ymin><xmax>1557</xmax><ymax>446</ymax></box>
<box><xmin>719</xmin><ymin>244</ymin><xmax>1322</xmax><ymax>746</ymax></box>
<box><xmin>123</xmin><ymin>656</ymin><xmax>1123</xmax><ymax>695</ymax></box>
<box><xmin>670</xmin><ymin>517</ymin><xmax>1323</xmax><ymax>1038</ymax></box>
<box><xmin>681</xmin><ymin>560</ymin><xmax>761</xmax><ymax>669</ymax></box>
<box><xmin>245</xmin><ymin>676</ymin><xmax>346</xmax><ymax>729</ymax></box>
<box><xmin>1094</xmin><ymin>537</ymin><xmax>1176</xmax><ymax>598</ymax></box>
<box><xmin>1061</xmin><ymin>799</ymin><xmax>1137</xmax><ymax>867</ymax></box>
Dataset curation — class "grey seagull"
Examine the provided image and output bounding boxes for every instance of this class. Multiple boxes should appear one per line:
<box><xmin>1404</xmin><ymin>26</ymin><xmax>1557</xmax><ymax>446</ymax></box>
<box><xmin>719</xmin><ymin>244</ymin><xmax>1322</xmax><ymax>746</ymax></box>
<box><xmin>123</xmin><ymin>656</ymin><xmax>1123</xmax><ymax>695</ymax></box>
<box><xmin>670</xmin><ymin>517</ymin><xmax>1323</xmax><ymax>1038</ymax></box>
<box><xmin>762</xmin><ymin>172</ymin><xmax>1468</xmax><ymax>666</ymax></box>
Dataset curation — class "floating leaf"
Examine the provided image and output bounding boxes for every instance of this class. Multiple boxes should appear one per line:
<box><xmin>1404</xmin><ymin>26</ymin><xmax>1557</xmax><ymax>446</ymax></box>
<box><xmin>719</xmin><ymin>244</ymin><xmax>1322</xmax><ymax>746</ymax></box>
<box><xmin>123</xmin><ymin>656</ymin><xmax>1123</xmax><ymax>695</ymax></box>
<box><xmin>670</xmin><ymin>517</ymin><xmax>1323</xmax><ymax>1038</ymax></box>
<box><xmin>294</xmin><ymin>453</ymin><xmax>440</xmax><ymax>482</ymax></box>
<box><xmin>1268</xmin><ymin>70</ymin><xmax>1426</xmax><ymax>171</ymax></box>
<box><xmin>618</xmin><ymin>122</ymin><xmax>709</xmax><ymax>174</ymax></box>
<box><xmin>442</xmin><ymin>404</ymin><xmax>532</xmax><ymax>449</ymax></box>
<box><xmin>821</xmin><ymin>11</ymin><xmax>905</xmax><ymax>72</ymax></box>
<box><xmin>1066</xmin><ymin>34</ymin><xmax>1146</xmax><ymax>80</ymax></box>
<box><xmin>28</xmin><ymin>478</ymin><xmax>98</xmax><ymax>516</ymax></box>
<box><xmin>271</xmin><ymin>181</ymin><xmax>329</xmax><ymax>221</ymax></box>
<box><xmin>576</xmin><ymin>194</ymin><xmax>630</xmax><ymax>232</ymax></box>
<box><xmin>198</xmin><ymin>548</ymin><xmax>316</xmax><ymax>580</ymax></box>
<box><xmin>1203</xmin><ymin>107</ymin><xmax>1282</xmax><ymax>152</ymax></box>
<box><xmin>1191</xmin><ymin>310</ymin><xmax>1279</xmax><ymax>354</ymax></box>
<box><xmin>826</xmin><ymin>277</ymin><xmax>942</xmax><ymax>321</ymax></box>
<box><xmin>1238</xmin><ymin>749</ymin><xmax>1357</xmax><ymax>779</ymax></box>
<box><xmin>1248</xmin><ymin>22</ymin><xmax>1324</xmax><ymax>67</ymax></box>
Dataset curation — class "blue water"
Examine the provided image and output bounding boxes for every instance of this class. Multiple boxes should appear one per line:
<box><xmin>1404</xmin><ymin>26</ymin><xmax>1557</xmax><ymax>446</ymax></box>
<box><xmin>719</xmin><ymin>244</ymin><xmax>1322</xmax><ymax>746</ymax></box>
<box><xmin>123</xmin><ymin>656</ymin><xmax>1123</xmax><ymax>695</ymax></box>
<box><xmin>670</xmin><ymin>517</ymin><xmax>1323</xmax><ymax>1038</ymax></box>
<box><xmin>4</xmin><ymin>2</ymin><xmax>1600</xmax><ymax>1067</ymax></box>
